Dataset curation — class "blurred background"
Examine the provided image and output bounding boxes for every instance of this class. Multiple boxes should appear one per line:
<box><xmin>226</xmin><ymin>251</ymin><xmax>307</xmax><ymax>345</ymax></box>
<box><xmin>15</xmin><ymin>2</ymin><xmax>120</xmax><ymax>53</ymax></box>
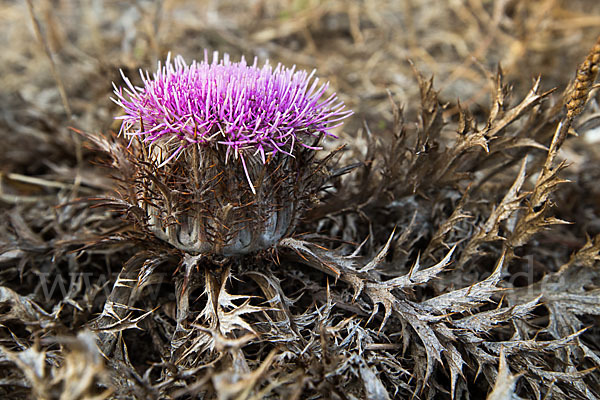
<box><xmin>2</xmin><ymin>0</ymin><xmax>600</xmax><ymax>178</ymax></box>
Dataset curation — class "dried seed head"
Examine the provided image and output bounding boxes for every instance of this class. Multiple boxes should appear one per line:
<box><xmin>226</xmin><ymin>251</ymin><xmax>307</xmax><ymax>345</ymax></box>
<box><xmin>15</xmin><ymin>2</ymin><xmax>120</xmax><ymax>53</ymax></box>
<box><xmin>566</xmin><ymin>36</ymin><xmax>600</xmax><ymax>120</ymax></box>
<box><xmin>110</xmin><ymin>52</ymin><xmax>352</xmax><ymax>255</ymax></box>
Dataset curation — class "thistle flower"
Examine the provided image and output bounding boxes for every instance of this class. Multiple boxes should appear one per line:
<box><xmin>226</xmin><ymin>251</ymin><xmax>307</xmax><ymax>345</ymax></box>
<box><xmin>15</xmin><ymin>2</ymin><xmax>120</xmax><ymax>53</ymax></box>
<box><xmin>107</xmin><ymin>52</ymin><xmax>352</xmax><ymax>255</ymax></box>
<box><xmin>112</xmin><ymin>51</ymin><xmax>351</xmax><ymax>193</ymax></box>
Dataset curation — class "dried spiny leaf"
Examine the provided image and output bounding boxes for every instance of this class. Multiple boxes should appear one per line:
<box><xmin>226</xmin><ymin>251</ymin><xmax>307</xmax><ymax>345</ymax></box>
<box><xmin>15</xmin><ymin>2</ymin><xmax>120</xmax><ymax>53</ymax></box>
<box><xmin>561</xmin><ymin>234</ymin><xmax>600</xmax><ymax>270</ymax></box>
<box><xmin>1</xmin><ymin>332</ymin><xmax>111</xmax><ymax>400</ymax></box>
<box><xmin>424</xmin><ymin>252</ymin><xmax>505</xmax><ymax>313</ymax></box>
<box><xmin>459</xmin><ymin>159</ymin><xmax>528</xmax><ymax>267</ymax></box>
<box><xmin>384</xmin><ymin>245</ymin><xmax>456</xmax><ymax>290</ymax></box>
<box><xmin>486</xmin><ymin>349</ymin><xmax>523</xmax><ymax>400</ymax></box>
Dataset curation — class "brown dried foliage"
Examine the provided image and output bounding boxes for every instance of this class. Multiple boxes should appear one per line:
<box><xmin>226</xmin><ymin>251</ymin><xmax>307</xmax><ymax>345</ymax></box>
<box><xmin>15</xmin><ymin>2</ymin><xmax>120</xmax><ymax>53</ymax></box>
<box><xmin>2</xmin><ymin>1</ymin><xmax>600</xmax><ymax>400</ymax></box>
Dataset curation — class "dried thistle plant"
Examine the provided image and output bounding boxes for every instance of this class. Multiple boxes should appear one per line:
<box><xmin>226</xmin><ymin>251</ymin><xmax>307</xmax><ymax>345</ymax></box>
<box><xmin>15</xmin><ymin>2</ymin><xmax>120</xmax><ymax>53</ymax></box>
<box><xmin>76</xmin><ymin>52</ymin><xmax>354</xmax><ymax>365</ymax></box>
<box><xmin>2</xmin><ymin>5</ymin><xmax>600</xmax><ymax>398</ymax></box>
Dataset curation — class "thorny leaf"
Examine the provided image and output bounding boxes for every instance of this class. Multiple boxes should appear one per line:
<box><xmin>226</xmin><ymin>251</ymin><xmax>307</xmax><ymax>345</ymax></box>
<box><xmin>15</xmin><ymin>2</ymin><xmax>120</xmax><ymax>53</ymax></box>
<box><xmin>359</xmin><ymin>362</ymin><xmax>391</xmax><ymax>400</ymax></box>
<box><xmin>486</xmin><ymin>349</ymin><xmax>523</xmax><ymax>400</ymax></box>
<box><xmin>453</xmin><ymin>296</ymin><xmax>542</xmax><ymax>333</ymax></box>
<box><xmin>0</xmin><ymin>332</ymin><xmax>111</xmax><ymax>400</ymax></box>
<box><xmin>213</xmin><ymin>267</ymin><xmax>269</xmax><ymax>335</ymax></box>
<box><xmin>385</xmin><ymin>245</ymin><xmax>456</xmax><ymax>290</ymax></box>
<box><xmin>423</xmin><ymin>252</ymin><xmax>505</xmax><ymax>313</ymax></box>
<box><xmin>211</xmin><ymin>349</ymin><xmax>277</xmax><ymax>400</ymax></box>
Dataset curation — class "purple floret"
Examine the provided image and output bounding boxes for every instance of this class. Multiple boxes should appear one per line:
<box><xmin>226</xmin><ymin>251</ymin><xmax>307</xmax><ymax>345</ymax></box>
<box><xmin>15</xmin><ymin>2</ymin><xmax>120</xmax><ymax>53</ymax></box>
<box><xmin>112</xmin><ymin>51</ymin><xmax>352</xmax><ymax>192</ymax></box>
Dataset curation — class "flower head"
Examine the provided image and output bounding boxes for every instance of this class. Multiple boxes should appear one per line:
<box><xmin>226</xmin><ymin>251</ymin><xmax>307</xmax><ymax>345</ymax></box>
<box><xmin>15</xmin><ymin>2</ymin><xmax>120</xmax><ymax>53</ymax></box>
<box><xmin>104</xmin><ymin>52</ymin><xmax>351</xmax><ymax>255</ymax></box>
<box><xmin>112</xmin><ymin>51</ymin><xmax>351</xmax><ymax>192</ymax></box>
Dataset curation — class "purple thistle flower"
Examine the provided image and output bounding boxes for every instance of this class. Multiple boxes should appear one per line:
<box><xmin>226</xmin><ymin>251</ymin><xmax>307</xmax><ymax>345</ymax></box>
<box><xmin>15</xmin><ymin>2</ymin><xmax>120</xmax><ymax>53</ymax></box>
<box><xmin>112</xmin><ymin>51</ymin><xmax>352</xmax><ymax>193</ymax></box>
